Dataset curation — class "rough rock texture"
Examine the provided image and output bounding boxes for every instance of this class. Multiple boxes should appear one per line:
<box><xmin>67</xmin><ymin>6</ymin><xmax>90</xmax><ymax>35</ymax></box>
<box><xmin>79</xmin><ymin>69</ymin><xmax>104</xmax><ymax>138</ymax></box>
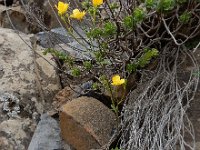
<box><xmin>28</xmin><ymin>114</ymin><xmax>63</xmax><ymax>150</ymax></box>
<box><xmin>0</xmin><ymin>0</ymin><xmax>58</xmax><ymax>34</ymax></box>
<box><xmin>52</xmin><ymin>81</ymin><xmax>94</xmax><ymax>112</ymax></box>
<box><xmin>0</xmin><ymin>118</ymin><xmax>35</xmax><ymax>150</ymax></box>
<box><xmin>60</xmin><ymin>96</ymin><xmax>117</xmax><ymax>150</ymax></box>
<box><xmin>0</xmin><ymin>5</ymin><xmax>31</xmax><ymax>33</ymax></box>
<box><xmin>36</xmin><ymin>28</ymin><xmax>73</xmax><ymax>48</ymax></box>
<box><xmin>52</xmin><ymin>86</ymin><xmax>79</xmax><ymax>114</ymax></box>
<box><xmin>28</xmin><ymin>114</ymin><xmax>74</xmax><ymax>150</ymax></box>
<box><xmin>0</xmin><ymin>27</ymin><xmax>61</xmax><ymax>111</ymax></box>
<box><xmin>0</xmin><ymin>27</ymin><xmax>61</xmax><ymax>149</ymax></box>
<box><xmin>0</xmin><ymin>0</ymin><xmax>14</xmax><ymax>6</ymax></box>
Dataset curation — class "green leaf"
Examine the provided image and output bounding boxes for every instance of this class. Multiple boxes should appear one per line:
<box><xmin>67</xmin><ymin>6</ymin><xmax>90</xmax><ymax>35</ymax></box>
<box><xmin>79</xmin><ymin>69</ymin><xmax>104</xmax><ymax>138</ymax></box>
<box><xmin>111</xmin><ymin>147</ymin><xmax>122</xmax><ymax>150</ymax></box>
<box><xmin>81</xmin><ymin>0</ymin><xmax>90</xmax><ymax>9</ymax></box>
<box><xmin>145</xmin><ymin>0</ymin><xmax>157</xmax><ymax>9</ymax></box>
<box><xmin>111</xmin><ymin>104</ymin><xmax>118</xmax><ymax>114</ymax></box>
<box><xmin>43</xmin><ymin>48</ymin><xmax>74</xmax><ymax>67</ymax></box>
<box><xmin>83</xmin><ymin>61</ymin><xmax>92</xmax><ymax>70</ymax></box>
<box><xmin>87</xmin><ymin>28</ymin><xmax>103</xmax><ymax>39</ymax></box>
<box><xmin>133</xmin><ymin>7</ymin><xmax>146</xmax><ymax>23</ymax></box>
<box><xmin>100</xmin><ymin>42</ymin><xmax>108</xmax><ymax>49</ymax></box>
<box><xmin>179</xmin><ymin>11</ymin><xmax>191</xmax><ymax>24</ymax></box>
<box><xmin>158</xmin><ymin>0</ymin><xmax>175</xmax><ymax>11</ymax></box>
<box><xmin>177</xmin><ymin>0</ymin><xmax>187</xmax><ymax>4</ymax></box>
<box><xmin>103</xmin><ymin>22</ymin><xmax>117</xmax><ymax>37</ymax></box>
<box><xmin>71</xmin><ymin>67</ymin><xmax>81</xmax><ymax>77</ymax></box>
<box><xmin>126</xmin><ymin>63</ymin><xmax>138</xmax><ymax>73</ymax></box>
<box><xmin>123</xmin><ymin>15</ymin><xmax>135</xmax><ymax>29</ymax></box>
<box><xmin>138</xmin><ymin>48</ymin><xmax>159</xmax><ymax>68</ymax></box>
<box><xmin>109</xmin><ymin>2</ymin><xmax>119</xmax><ymax>10</ymax></box>
<box><xmin>88</xmin><ymin>7</ymin><xmax>97</xmax><ymax>16</ymax></box>
<box><xmin>99</xmin><ymin>75</ymin><xmax>110</xmax><ymax>91</ymax></box>
<box><xmin>94</xmin><ymin>51</ymin><xmax>104</xmax><ymax>62</ymax></box>
<box><xmin>92</xmin><ymin>82</ymin><xmax>99</xmax><ymax>90</ymax></box>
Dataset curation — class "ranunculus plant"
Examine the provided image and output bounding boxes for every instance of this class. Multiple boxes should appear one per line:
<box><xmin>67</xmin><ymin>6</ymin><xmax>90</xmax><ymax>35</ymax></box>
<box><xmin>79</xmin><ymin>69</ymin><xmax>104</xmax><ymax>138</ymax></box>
<box><xmin>40</xmin><ymin>0</ymin><xmax>200</xmax><ymax>149</ymax></box>
<box><xmin>22</xmin><ymin>0</ymin><xmax>200</xmax><ymax>149</ymax></box>
<box><xmin>45</xmin><ymin>0</ymin><xmax>161</xmax><ymax>116</ymax></box>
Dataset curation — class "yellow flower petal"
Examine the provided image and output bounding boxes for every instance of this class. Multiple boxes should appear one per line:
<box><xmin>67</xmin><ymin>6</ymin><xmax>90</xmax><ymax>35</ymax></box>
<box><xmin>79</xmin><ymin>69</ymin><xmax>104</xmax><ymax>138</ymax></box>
<box><xmin>112</xmin><ymin>75</ymin><xmax>121</xmax><ymax>82</ymax></box>
<box><xmin>56</xmin><ymin>1</ymin><xmax>69</xmax><ymax>15</ymax></box>
<box><xmin>70</xmin><ymin>9</ymin><xmax>86</xmax><ymax>20</ymax></box>
<box><xmin>111</xmin><ymin>75</ymin><xmax>125</xmax><ymax>86</ymax></box>
<box><xmin>92</xmin><ymin>0</ymin><xmax>103</xmax><ymax>7</ymax></box>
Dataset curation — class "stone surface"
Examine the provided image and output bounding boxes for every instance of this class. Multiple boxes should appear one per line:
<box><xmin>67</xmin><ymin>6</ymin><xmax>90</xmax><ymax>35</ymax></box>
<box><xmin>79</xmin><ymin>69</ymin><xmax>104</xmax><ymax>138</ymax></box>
<box><xmin>0</xmin><ymin>27</ymin><xmax>61</xmax><ymax>149</ymax></box>
<box><xmin>36</xmin><ymin>28</ymin><xmax>73</xmax><ymax>48</ymax></box>
<box><xmin>60</xmin><ymin>96</ymin><xmax>117</xmax><ymax>150</ymax></box>
<box><xmin>52</xmin><ymin>81</ymin><xmax>94</xmax><ymax>113</ymax></box>
<box><xmin>0</xmin><ymin>27</ymin><xmax>61</xmax><ymax>112</ymax></box>
<box><xmin>54</xmin><ymin>42</ymin><xmax>93</xmax><ymax>60</ymax></box>
<box><xmin>0</xmin><ymin>93</ymin><xmax>20</xmax><ymax>118</ymax></box>
<box><xmin>0</xmin><ymin>5</ymin><xmax>30</xmax><ymax>33</ymax></box>
<box><xmin>0</xmin><ymin>0</ymin><xmax>14</xmax><ymax>6</ymax></box>
<box><xmin>52</xmin><ymin>86</ymin><xmax>79</xmax><ymax>113</ymax></box>
<box><xmin>0</xmin><ymin>118</ymin><xmax>35</xmax><ymax>150</ymax></box>
<box><xmin>28</xmin><ymin>114</ymin><xmax>63</xmax><ymax>150</ymax></box>
<box><xmin>0</xmin><ymin>0</ymin><xmax>58</xmax><ymax>34</ymax></box>
<box><xmin>25</xmin><ymin>0</ymin><xmax>62</xmax><ymax>29</ymax></box>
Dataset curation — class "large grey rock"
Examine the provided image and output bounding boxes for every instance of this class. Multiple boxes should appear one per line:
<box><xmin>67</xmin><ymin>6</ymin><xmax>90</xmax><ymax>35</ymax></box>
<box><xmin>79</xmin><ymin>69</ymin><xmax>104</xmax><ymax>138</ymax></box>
<box><xmin>28</xmin><ymin>114</ymin><xmax>63</xmax><ymax>150</ymax></box>
<box><xmin>0</xmin><ymin>0</ymin><xmax>57</xmax><ymax>33</ymax></box>
<box><xmin>36</xmin><ymin>28</ymin><xmax>73</xmax><ymax>48</ymax></box>
<box><xmin>0</xmin><ymin>5</ymin><xmax>39</xmax><ymax>33</ymax></box>
<box><xmin>0</xmin><ymin>28</ymin><xmax>61</xmax><ymax>113</ymax></box>
<box><xmin>0</xmin><ymin>118</ymin><xmax>35</xmax><ymax>150</ymax></box>
<box><xmin>0</xmin><ymin>27</ymin><xmax>61</xmax><ymax>149</ymax></box>
<box><xmin>60</xmin><ymin>96</ymin><xmax>117</xmax><ymax>150</ymax></box>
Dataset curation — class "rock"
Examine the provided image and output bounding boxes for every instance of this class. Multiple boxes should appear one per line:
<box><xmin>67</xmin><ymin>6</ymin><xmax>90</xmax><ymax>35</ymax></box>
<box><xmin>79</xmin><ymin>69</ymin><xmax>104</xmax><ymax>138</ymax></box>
<box><xmin>0</xmin><ymin>28</ymin><xmax>61</xmax><ymax>113</ymax></box>
<box><xmin>60</xmin><ymin>96</ymin><xmax>117</xmax><ymax>150</ymax></box>
<box><xmin>196</xmin><ymin>142</ymin><xmax>200</xmax><ymax>150</ymax></box>
<box><xmin>0</xmin><ymin>5</ymin><xmax>37</xmax><ymax>33</ymax></box>
<box><xmin>53</xmin><ymin>42</ymin><xmax>92</xmax><ymax>63</ymax></box>
<box><xmin>24</xmin><ymin>0</ymin><xmax>53</xmax><ymax>29</ymax></box>
<box><xmin>0</xmin><ymin>0</ymin><xmax>14</xmax><ymax>6</ymax></box>
<box><xmin>0</xmin><ymin>0</ymin><xmax>57</xmax><ymax>34</ymax></box>
<box><xmin>0</xmin><ymin>118</ymin><xmax>35</xmax><ymax>150</ymax></box>
<box><xmin>0</xmin><ymin>93</ymin><xmax>20</xmax><ymax>118</ymax></box>
<box><xmin>36</xmin><ymin>28</ymin><xmax>73</xmax><ymax>48</ymax></box>
<box><xmin>0</xmin><ymin>28</ymin><xmax>61</xmax><ymax>149</ymax></box>
<box><xmin>52</xmin><ymin>86</ymin><xmax>79</xmax><ymax>114</ymax></box>
<box><xmin>51</xmin><ymin>81</ymin><xmax>95</xmax><ymax>116</ymax></box>
<box><xmin>23</xmin><ymin>0</ymin><xmax>64</xmax><ymax>30</ymax></box>
<box><xmin>28</xmin><ymin>114</ymin><xmax>67</xmax><ymax>150</ymax></box>
<box><xmin>0</xmin><ymin>4</ymin><xmax>47</xmax><ymax>33</ymax></box>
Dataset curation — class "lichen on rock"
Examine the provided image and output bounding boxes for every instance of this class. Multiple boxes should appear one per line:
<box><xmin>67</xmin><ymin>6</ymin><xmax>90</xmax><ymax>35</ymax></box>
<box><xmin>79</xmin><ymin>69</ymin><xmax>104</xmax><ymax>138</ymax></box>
<box><xmin>0</xmin><ymin>92</ymin><xmax>20</xmax><ymax>118</ymax></box>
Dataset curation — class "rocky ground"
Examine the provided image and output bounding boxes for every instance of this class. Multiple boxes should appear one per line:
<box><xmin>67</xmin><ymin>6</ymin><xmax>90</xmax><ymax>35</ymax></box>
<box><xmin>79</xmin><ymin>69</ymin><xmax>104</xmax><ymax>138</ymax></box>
<box><xmin>0</xmin><ymin>1</ymin><xmax>115</xmax><ymax>149</ymax></box>
<box><xmin>0</xmin><ymin>27</ymin><xmax>62</xmax><ymax>149</ymax></box>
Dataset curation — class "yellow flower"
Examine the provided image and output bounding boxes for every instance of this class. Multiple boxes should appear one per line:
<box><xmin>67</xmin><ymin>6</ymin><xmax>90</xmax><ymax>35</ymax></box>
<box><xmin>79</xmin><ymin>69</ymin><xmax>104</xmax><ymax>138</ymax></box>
<box><xmin>70</xmin><ymin>9</ymin><xmax>86</xmax><ymax>20</ymax></box>
<box><xmin>56</xmin><ymin>1</ymin><xmax>69</xmax><ymax>15</ymax></box>
<box><xmin>92</xmin><ymin>0</ymin><xmax>103</xmax><ymax>7</ymax></box>
<box><xmin>111</xmin><ymin>75</ymin><xmax>125</xmax><ymax>86</ymax></box>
